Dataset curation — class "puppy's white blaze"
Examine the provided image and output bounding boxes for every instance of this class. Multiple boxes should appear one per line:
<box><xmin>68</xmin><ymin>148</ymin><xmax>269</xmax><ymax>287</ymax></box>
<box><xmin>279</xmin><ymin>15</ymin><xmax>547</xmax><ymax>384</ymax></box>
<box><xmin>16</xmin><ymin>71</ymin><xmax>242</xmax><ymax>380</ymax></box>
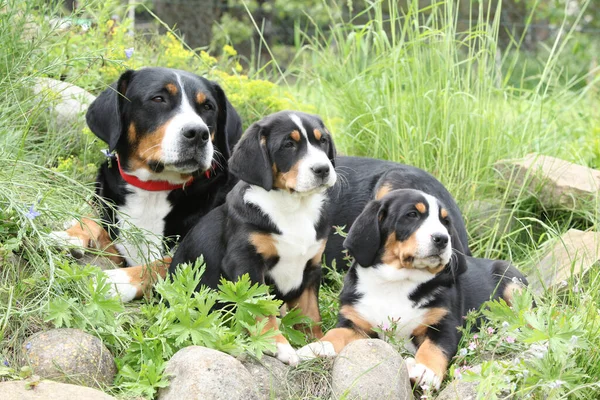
<box><xmin>353</xmin><ymin>263</ymin><xmax>435</xmax><ymax>352</ymax></box>
<box><xmin>160</xmin><ymin>73</ymin><xmax>213</xmax><ymax>168</ymax></box>
<box><xmin>276</xmin><ymin>342</ymin><xmax>300</xmax><ymax>366</ymax></box>
<box><xmin>289</xmin><ymin>113</ymin><xmax>337</xmax><ymax>192</ymax></box>
<box><xmin>244</xmin><ymin>186</ymin><xmax>325</xmax><ymax>295</ymax></box>
<box><xmin>413</xmin><ymin>193</ymin><xmax>452</xmax><ymax>269</ymax></box>
<box><xmin>116</xmin><ymin>186</ymin><xmax>171</xmax><ymax>266</ymax></box>
<box><xmin>296</xmin><ymin>341</ymin><xmax>337</xmax><ymax>360</ymax></box>
<box><xmin>102</xmin><ymin>269</ymin><xmax>138</xmax><ymax>302</ymax></box>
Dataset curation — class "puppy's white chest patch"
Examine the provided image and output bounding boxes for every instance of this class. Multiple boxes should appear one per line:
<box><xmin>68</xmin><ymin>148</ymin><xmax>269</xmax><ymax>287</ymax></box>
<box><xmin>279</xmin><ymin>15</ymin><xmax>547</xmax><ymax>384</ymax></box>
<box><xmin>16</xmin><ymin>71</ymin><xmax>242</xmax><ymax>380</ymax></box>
<box><xmin>245</xmin><ymin>186</ymin><xmax>325</xmax><ymax>294</ymax></box>
<box><xmin>354</xmin><ymin>264</ymin><xmax>436</xmax><ymax>352</ymax></box>
<box><xmin>115</xmin><ymin>186</ymin><xmax>172</xmax><ymax>266</ymax></box>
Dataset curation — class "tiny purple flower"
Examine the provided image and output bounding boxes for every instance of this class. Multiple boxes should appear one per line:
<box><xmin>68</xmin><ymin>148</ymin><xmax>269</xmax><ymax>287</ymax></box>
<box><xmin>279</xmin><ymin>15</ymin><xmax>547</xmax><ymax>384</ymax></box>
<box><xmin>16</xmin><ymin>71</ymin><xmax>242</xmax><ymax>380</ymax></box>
<box><xmin>124</xmin><ymin>47</ymin><xmax>134</xmax><ymax>59</ymax></box>
<box><xmin>454</xmin><ymin>367</ymin><xmax>462</xmax><ymax>379</ymax></box>
<box><xmin>100</xmin><ymin>149</ymin><xmax>112</xmax><ymax>157</ymax></box>
<box><xmin>468</xmin><ymin>341</ymin><xmax>477</xmax><ymax>351</ymax></box>
<box><xmin>25</xmin><ymin>205</ymin><xmax>41</xmax><ymax>220</ymax></box>
<box><xmin>458</xmin><ymin>348</ymin><xmax>468</xmax><ymax>357</ymax></box>
<box><xmin>505</xmin><ymin>336</ymin><xmax>516</xmax><ymax>344</ymax></box>
<box><xmin>3</xmin><ymin>360</ymin><xmax>8</xmax><ymax>367</ymax></box>
<box><xmin>473</xmin><ymin>334</ymin><xmax>479</xmax><ymax>340</ymax></box>
<box><xmin>25</xmin><ymin>342</ymin><xmax>32</xmax><ymax>350</ymax></box>
<box><xmin>487</xmin><ymin>327</ymin><xmax>495</xmax><ymax>334</ymax></box>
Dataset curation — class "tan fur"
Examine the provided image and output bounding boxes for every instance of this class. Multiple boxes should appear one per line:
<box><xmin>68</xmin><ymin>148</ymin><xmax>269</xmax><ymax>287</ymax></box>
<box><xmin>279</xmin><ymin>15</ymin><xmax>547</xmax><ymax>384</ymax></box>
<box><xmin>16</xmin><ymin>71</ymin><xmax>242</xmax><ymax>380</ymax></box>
<box><xmin>249</xmin><ymin>232</ymin><xmax>278</xmax><ymax>258</ymax></box>
<box><xmin>195</xmin><ymin>91</ymin><xmax>206</xmax><ymax>104</ymax></box>
<box><xmin>128</xmin><ymin>121</ymin><xmax>171</xmax><ymax>171</ymax></box>
<box><xmin>313</xmin><ymin>129</ymin><xmax>322</xmax><ymax>140</ymax></box>
<box><xmin>411</xmin><ymin>307</ymin><xmax>449</xmax><ymax>337</ymax></box>
<box><xmin>440</xmin><ymin>208</ymin><xmax>448</xmax><ymax>218</ymax></box>
<box><xmin>381</xmin><ymin>232</ymin><xmax>445</xmax><ymax>273</ymax></box>
<box><xmin>259</xmin><ymin>315</ymin><xmax>289</xmax><ymax>345</ymax></box>
<box><xmin>165</xmin><ymin>83</ymin><xmax>178</xmax><ymax>95</ymax></box>
<box><xmin>375</xmin><ymin>183</ymin><xmax>393</xmax><ymax>200</ymax></box>
<box><xmin>319</xmin><ymin>327</ymin><xmax>368</xmax><ymax>353</ymax></box>
<box><xmin>287</xmin><ymin>287</ymin><xmax>324</xmax><ymax>339</ymax></box>
<box><xmin>340</xmin><ymin>305</ymin><xmax>374</xmax><ymax>333</ymax></box>
<box><xmin>415</xmin><ymin>338</ymin><xmax>448</xmax><ymax>381</ymax></box>
<box><xmin>311</xmin><ymin>240</ymin><xmax>327</xmax><ymax>266</ymax></box>
<box><xmin>122</xmin><ymin>257</ymin><xmax>171</xmax><ymax>299</ymax></box>
<box><xmin>65</xmin><ymin>218</ymin><xmax>123</xmax><ymax>265</ymax></box>
<box><xmin>290</xmin><ymin>130</ymin><xmax>301</xmax><ymax>142</ymax></box>
<box><xmin>273</xmin><ymin>161</ymin><xmax>299</xmax><ymax>192</ymax></box>
<box><xmin>415</xmin><ymin>202</ymin><xmax>427</xmax><ymax>214</ymax></box>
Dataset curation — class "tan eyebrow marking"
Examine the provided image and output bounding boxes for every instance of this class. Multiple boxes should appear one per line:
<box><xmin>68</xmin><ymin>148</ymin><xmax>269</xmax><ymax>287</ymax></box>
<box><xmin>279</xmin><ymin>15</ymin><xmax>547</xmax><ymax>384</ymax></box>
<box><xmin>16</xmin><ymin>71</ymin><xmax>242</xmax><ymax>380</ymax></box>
<box><xmin>440</xmin><ymin>208</ymin><xmax>448</xmax><ymax>218</ymax></box>
<box><xmin>415</xmin><ymin>202</ymin><xmax>427</xmax><ymax>214</ymax></box>
<box><xmin>313</xmin><ymin>129</ymin><xmax>322</xmax><ymax>140</ymax></box>
<box><xmin>290</xmin><ymin>130</ymin><xmax>301</xmax><ymax>142</ymax></box>
<box><xmin>165</xmin><ymin>83</ymin><xmax>178</xmax><ymax>95</ymax></box>
<box><xmin>195</xmin><ymin>92</ymin><xmax>206</xmax><ymax>104</ymax></box>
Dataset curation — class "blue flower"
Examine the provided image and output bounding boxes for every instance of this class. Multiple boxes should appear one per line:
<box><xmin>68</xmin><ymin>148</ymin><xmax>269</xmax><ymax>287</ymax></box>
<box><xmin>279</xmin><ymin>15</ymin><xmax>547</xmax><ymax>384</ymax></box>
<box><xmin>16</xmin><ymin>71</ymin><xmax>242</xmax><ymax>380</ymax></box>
<box><xmin>25</xmin><ymin>205</ymin><xmax>41</xmax><ymax>220</ymax></box>
<box><xmin>25</xmin><ymin>342</ymin><xmax>32</xmax><ymax>350</ymax></box>
<box><xmin>124</xmin><ymin>47</ymin><xmax>134</xmax><ymax>59</ymax></box>
<box><xmin>3</xmin><ymin>360</ymin><xmax>8</xmax><ymax>367</ymax></box>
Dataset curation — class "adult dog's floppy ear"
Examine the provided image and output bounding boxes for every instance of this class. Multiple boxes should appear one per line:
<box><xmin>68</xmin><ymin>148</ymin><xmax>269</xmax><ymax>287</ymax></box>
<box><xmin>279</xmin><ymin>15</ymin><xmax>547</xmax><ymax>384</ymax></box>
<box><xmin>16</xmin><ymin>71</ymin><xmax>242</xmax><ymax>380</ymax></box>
<box><xmin>86</xmin><ymin>69</ymin><xmax>135</xmax><ymax>152</ymax></box>
<box><xmin>229</xmin><ymin>122</ymin><xmax>273</xmax><ymax>190</ymax></box>
<box><xmin>343</xmin><ymin>200</ymin><xmax>384</xmax><ymax>267</ymax></box>
<box><xmin>212</xmin><ymin>82</ymin><xmax>231</xmax><ymax>162</ymax></box>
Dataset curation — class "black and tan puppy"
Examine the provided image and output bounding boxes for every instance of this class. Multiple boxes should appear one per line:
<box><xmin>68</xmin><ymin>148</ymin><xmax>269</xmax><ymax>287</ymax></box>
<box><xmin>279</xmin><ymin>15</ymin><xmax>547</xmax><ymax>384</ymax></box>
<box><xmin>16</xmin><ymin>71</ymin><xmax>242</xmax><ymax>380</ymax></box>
<box><xmin>170</xmin><ymin>111</ymin><xmax>337</xmax><ymax>365</ymax></box>
<box><xmin>298</xmin><ymin>189</ymin><xmax>527</xmax><ymax>389</ymax></box>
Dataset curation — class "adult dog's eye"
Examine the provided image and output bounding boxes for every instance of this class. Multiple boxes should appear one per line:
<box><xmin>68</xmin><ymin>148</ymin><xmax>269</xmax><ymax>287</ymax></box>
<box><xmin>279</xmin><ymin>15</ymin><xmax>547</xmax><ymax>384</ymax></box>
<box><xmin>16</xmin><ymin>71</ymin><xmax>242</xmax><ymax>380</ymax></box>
<box><xmin>406</xmin><ymin>211</ymin><xmax>418</xmax><ymax>218</ymax></box>
<box><xmin>203</xmin><ymin>103</ymin><xmax>214</xmax><ymax>111</ymax></box>
<box><xmin>151</xmin><ymin>96</ymin><xmax>165</xmax><ymax>103</ymax></box>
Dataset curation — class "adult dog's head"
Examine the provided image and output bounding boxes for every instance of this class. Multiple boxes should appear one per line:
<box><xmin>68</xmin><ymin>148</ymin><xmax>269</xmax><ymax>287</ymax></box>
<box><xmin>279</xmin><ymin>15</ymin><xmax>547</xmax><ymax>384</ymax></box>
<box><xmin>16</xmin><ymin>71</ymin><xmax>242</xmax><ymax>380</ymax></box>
<box><xmin>344</xmin><ymin>189</ymin><xmax>466</xmax><ymax>276</ymax></box>
<box><xmin>87</xmin><ymin>67</ymin><xmax>233</xmax><ymax>183</ymax></box>
<box><xmin>229</xmin><ymin>111</ymin><xmax>337</xmax><ymax>194</ymax></box>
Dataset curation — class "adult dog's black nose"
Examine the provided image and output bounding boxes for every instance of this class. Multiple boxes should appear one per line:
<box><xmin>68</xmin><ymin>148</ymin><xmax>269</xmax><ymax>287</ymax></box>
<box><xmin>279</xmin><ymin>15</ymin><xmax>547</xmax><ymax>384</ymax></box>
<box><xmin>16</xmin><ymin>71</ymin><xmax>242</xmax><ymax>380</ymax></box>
<box><xmin>311</xmin><ymin>164</ymin><xmax>330</xmax><ymax>179</ymax></box>
<box><xmin>182</xmin><ymin>127</ymin><xmax>210</xmax><ymax>145</ymax></box>
<box><xmin>431</xmin><ymin>233</ymin><xmax>449</xmax><ymax>249</ymax></box>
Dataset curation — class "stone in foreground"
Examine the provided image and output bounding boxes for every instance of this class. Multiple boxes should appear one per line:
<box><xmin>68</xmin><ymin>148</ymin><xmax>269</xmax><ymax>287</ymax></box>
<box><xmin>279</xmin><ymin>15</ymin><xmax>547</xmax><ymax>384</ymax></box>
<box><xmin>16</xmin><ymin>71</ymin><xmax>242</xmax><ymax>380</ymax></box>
<box><xmin>331</xmin><ymin>339</ymin><xmax>412</xmax><ymax>400</ymax></box>
<box><xmin>0</xmin><ymin>379</ymin><xmax>115</xmax><ymax>400</ymax></box>
<box><xmin>158</xmin><ymin>346</ymin><xmax>259</xmax><ymax>400</ymax></box>
<box><xmin>22</xmin><ymin>328</ymin><xmax>116</xmax><ymax>387</ymax></box>
<box><xmin>242</xmin><ymin>355</ymin><xmax>300</xmax><ymax>399</ymax></box>
<box><xmin>495</xmin><ymin>153</ymin><xmax>600</xmax><ymax>208</ymax></box>
<box><xmin>530</xmin><ymin>228</ymin><xmax>600</xmax><ymax>294</ymax></box>
<box><xmin>436</xmin><ymin>380</ymin><xmax>479</xmax><ymax>400</ymax></box>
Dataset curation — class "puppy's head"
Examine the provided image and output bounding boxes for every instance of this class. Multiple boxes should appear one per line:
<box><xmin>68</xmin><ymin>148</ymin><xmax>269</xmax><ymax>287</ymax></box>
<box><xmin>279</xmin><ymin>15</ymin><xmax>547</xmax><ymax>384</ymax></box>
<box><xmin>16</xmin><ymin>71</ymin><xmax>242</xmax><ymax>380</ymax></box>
<box><xmin>344</xmin><ymin>189</ymin><xmax>465</xmax><ymax>274</ymax></box>
<box><xmin>229</xmin><ymin>111</ymin><xmax>337</xmax><ymax>193</ymax></box>
<box><xmin>86</xmin><ymin>67</ymin><xmax>232</xmax><ymax>183</ymax></box>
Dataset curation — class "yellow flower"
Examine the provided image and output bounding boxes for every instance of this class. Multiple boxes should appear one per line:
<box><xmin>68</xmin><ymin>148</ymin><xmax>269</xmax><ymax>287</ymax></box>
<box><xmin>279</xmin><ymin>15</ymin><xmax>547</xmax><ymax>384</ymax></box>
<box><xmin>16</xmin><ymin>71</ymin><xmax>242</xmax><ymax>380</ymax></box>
<box><xmin>223</xmin><ymin>45</ymin><xmax>237</xmax><ymax>57</ymax></box>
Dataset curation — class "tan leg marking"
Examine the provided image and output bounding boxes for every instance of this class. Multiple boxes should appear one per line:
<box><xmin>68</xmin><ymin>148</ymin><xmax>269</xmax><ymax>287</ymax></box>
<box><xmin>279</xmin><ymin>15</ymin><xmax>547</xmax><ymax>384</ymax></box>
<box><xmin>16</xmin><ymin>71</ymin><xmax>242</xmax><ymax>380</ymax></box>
<box><xmin>287</xmin><ymin>287</ymin><xmax>323</xmax><ymax>339</ymax></box>
<box><xmin>319</xmin><ymin>327</ymin><xmax>368</xmax><ymax>353</ymax></box>
<box><xmin>249</xmin><ymin>232</ymin><xmax>278</xmax><ymax>258</ymax></box>
<box><xmin>65</xmin><ymin>218</ymin><xmax>123</xmax><ymax>265</ymax></box>
<box><xmin>119</xmin><ymin>256</ymin><xmax>171</xmax><ymax>299</ymax></box>
<box><xmin>414</xmin><ymin>338</ymin><xmax>448</xmax><ymax>381</ymax></box>
<box><xmin>340</xmin><ymin>305</ymin><xmax>374</xmax><ymax>333</ymax></box>
<box><xmin>411</xmin><ymin>307</ymin><xmax>449</xmax><ymax>338</ymax></box>
<box><xmin>259</xmin><ymin>315</ymin><xmax>289</xmax><ymax>345</ymax></box>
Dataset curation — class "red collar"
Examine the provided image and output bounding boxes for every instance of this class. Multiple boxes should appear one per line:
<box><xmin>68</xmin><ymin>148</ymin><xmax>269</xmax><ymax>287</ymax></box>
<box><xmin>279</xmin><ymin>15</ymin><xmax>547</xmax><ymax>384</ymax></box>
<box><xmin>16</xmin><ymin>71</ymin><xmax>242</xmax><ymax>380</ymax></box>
<box><xmin>116</xmin><ymin>157</ymin><xmax>208</xmax><ymax>191</ymax></box>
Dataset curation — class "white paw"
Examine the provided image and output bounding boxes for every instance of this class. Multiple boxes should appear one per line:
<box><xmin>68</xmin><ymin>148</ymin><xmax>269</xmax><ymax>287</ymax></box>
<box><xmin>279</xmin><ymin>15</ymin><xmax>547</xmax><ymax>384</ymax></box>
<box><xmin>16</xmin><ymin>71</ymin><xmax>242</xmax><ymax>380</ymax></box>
<box><xmin>99</xmin><ymin>269</ymin><xmax>138</xmax><ymax>302</ymax></box>
<box><xmin>297</xmin><ymin>341</ymin><xmax>337</xmax><ymax>360</ymax></box>
<box><xmin>406</xmin><ymin>358</ymin><xmax>442</xmax><ymax>390</ymax></box>
<box><xmin>276</xmin><ymin>342</ymin><xmax>300</xmax><ymax>366</ymax></box>
<box><xmin>48</xmin><ymin>230</ymin><xmax>86</xmax><ymax>258</ymax></box>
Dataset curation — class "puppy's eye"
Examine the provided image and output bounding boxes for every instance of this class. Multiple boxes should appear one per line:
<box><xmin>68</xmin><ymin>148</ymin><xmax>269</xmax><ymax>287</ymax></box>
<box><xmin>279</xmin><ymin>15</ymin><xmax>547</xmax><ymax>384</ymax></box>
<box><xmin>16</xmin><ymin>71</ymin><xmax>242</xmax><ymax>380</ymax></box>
<box><xmin>283</xmin><ymin>140</ymin><xmax>296</xmax><ymax>149</ymax></box>
<box><xmin>320</xmin><ymin>136</ymin><xmax>328</xmax><ymax>145</ymax></box>
<box><xmin>406</xmin><ymin>211</ymin><xmax>418</xmax><ymax>218</ymax></box>
<box><xmin>442</xmin><ymin>217</ymin><xmax>451</xmax><ymax>226</ymax></box>
<box><xmin>151</xmin><ymin>96</ymin><xmax>165</xmax><ymax>103</ymax></box>
<box><xmin>203</xmin><ymin>103</ymin><xmax>214</xmax><ymax>111</ymax></box>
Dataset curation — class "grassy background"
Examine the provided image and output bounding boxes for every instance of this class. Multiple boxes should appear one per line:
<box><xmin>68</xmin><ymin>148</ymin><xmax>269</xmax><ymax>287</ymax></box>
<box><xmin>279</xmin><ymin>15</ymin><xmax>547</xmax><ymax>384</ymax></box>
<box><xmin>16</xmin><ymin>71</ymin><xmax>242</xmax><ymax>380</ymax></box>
<box><xmin>1</xmin><ymin>0</ymin><xmax>600</xmax><ymax>398</ymax></box>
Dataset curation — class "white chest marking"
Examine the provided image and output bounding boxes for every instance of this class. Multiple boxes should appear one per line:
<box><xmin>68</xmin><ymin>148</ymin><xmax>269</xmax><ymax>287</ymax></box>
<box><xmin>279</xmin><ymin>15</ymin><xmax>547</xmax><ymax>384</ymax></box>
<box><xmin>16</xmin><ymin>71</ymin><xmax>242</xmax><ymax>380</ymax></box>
<box><xmin>354</xmin><ymin>264</ymin><xmax>436</xmax><ymax>353</ymax></box>
<box><xmin>244</xmin><ymin>186</ymin><xmax>325</xmax><ymax>294</ymax></box>
<box><xmin>115</xmin><ymin>185</ymin><xmax>172</xmax><ymax>266</ymax></box>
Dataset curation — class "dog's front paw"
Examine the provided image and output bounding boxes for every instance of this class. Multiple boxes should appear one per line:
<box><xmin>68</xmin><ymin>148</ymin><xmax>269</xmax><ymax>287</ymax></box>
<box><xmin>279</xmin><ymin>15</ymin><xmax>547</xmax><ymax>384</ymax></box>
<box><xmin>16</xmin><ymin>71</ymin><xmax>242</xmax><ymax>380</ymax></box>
<box><xmin>275</xmin><ymin>342</ymin><xmax>300</xmax><ymax>366</ymax></box>
<box><xmin>406</xmin><ymin>357</ymin><xmax>443</xmax><ymax>391</ymax></box>
<box><xmin>297</xmin><ymin>341</ymin><xmax>337</xmax><ymax>360</ymax></box>
<box><xmin>100</xmin><ymin>269</ymin><xmax>138</xmax><ymax>302</ymax></box>
<box><xmin>48</xmin><ymin>228</ymin><xmax>87</xmax><ymax>258</ymax></box>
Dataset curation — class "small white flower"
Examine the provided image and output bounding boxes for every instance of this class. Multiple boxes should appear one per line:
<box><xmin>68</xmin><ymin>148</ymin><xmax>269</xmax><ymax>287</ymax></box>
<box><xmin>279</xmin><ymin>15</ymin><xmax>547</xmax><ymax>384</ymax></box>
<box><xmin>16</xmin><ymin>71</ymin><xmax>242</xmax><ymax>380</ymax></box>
<box><xmin>569</xmin><ymin>335</ymin><xmax>578</xmax><ymax>346</ymax></box>
<box><xmin>548</xmin><ymin>380</ymin><xmax>566</xmax><ymax>389</ymax></box>
<box><xmin>502</xmin><ymin>321</ymin><xmax>510</xmax><ymax>328</ymax></box>
<box><xmin>459</xmin><ymin>348</ymin><xmax>468</xmax><ymax>357</ymax></box>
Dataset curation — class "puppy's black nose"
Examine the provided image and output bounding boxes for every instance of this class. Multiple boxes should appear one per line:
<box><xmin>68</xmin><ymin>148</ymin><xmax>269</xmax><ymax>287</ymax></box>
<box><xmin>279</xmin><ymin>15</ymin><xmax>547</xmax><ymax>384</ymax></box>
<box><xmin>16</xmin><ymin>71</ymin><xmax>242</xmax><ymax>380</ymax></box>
<box><xmin>431</xmin><ymin>233</ymin><xmax>449</xmax><ymax>249</ymax></box>
<box><xmin>311</xmin><ymin>164</ymin><xmax>330</xmax><ymax>179</ymax></box>
<box><xmin>182</xmin><ymin>127</ymin><xmax>210</xmax><ymax>145</ymax></box>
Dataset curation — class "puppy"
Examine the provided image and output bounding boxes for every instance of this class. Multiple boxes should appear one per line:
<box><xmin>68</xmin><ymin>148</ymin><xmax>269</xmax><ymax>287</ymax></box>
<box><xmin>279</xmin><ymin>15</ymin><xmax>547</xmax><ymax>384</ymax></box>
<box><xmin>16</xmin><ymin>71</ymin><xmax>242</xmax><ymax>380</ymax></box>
<box><xmin>298</xmin><ymin>189</ymin><xmax>527</xmax><ymax>389</ymax></box>
<box><xmin>51</xmin><ymin>67</ymin><xmax>242</xmax><ymax>301</ymax></box>
<box><xmin>170</xmin><ymin>111</ymin><xmax>337</xmax><ymax>365</ymax></box>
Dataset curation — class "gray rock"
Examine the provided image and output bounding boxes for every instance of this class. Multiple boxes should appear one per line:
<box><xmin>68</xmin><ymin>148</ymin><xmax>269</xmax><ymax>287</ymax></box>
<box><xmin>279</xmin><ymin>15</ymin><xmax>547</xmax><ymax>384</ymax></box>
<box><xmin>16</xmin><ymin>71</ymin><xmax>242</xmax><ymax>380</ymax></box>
<box><xmin>242</xmin><ymin>355</ymin><xmax>300</xmax><ymax>399</ymax></box>
<box><xmin>332</xmin><ymin>339</ymin><xmax>412</xmax><ymax>400</ymax></box>
<box><xmin>530</xmin><ymin>228</ymin><xmax>600</xmax><ymax>294</ymax></box>
<box><xmin>158</xmin><ymin>346</ymin><xmax>259</xmax><ymax>400</ymax></box>
<box><xmin>32</xmin><ymin>78</ymin><xmax>95</xmax><ymax>128</ymax></box>
<box><xmin>22</xmin><ymin>328</ymin><xmax>116</xmax><ymax>388</ymax></box>
<box><xmin>495</xmin><ymin>153</ymin><xmax>600</xmax><ymax>208</ymax></box>
<box><xmin>0</xmin><ymin>379</ymin><xmax>115</xmax><ymax>400</ymax></box>
<box><xmin>464</xmin><ymin>199</ymin><xmax>514</xmax><ymax>238</ymax></box>
<box><xmin>436</xmin><ymin>380</ymin><xmax>479</xmax><ymax>400</ymax></box>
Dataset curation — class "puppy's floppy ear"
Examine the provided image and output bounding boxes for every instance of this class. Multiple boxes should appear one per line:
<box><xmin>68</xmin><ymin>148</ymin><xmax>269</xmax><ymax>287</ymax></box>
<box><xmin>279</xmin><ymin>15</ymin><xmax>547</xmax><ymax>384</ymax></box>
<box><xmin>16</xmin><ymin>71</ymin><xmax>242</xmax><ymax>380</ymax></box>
<box><xmin>343</xmin><ymin>200</ymin><xmax>384</xmax><ymax>267</ymax></box>
<box><xmin>447</xmin><ymin>224</ymin><xmax>468</xmax><ymax>276</ymax></box>
<box><xmin>86</xmin><ymin>69</ymin><xmax>134</xmax><ymax>152</ymax></box>
<box><xmin>212</xmin><ymin>82</ymin><xmax>231</xmax><ymax>161</ymax></box>
<box><xmin>229</xmin><ymin>122</ymin><xmax>273</xmax><ymax>190</ymax></box>
<box><xmin>327</xmin><ymin>133</ymin><xmax>337</xmax><ymax>168</ymax></box>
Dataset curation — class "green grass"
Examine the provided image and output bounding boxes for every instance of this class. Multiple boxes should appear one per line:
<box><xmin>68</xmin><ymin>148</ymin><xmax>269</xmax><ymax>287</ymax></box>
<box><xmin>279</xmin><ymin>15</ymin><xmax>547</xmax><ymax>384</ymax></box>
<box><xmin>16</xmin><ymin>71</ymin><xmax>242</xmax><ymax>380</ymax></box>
<box><xmin>1</xmin><ymin>0</ymin><xmax>600</xmax><ymax>398</ymax></box>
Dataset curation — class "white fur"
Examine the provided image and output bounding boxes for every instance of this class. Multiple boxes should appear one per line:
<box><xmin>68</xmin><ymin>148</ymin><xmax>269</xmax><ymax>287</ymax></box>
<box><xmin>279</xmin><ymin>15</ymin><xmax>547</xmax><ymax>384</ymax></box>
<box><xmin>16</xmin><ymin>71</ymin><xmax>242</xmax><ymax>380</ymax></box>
<box><xmin>353</xmin><ymin>263</ymin><xmax>436</xmax><ymax>352</ymax></box>
<box><xmin>48</xmin><ymin>230</ymin><xmax>86</xmax><ymax>258</ymax></box>
<box><xmin>406</xmin><ymin>357</ymin><xmax>442</xmax><ymax>390</ymax></box>
<box><xmin>288</xmin><ymin>113</ymin><xmax>337</xmax><ymax>192</ymax></box>
<box><xmin>102</xmin><ymin>268</ymin><xmax>138</xmax><ymax>303</ymax></box>
<box><xmin>276</xmin><ymin>342</ymin><xmax>300</xmax><ymax>366</ymax></box>
<box><xmin>297</xmin><ymin>341</ymin><xmax>336</xmax><ymax>360</ymax></box>
<box><xmin>412</xmin><ymin>193</ymin><xmax>452</xmax><ymax>269</ymax></box>
<box><xmin>244</xmin><ymin>186</ymin><xmax>325</xmax><ymax>295</ymax></box>
<box><xmin>115</xmin><ymin>185</ymin><xmax>172</xmax><ymax>266</ymax></box>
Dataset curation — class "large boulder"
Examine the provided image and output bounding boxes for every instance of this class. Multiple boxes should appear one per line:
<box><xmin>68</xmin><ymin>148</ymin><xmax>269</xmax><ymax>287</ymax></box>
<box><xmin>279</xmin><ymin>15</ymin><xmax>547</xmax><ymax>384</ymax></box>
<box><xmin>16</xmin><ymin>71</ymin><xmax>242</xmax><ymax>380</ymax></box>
<box><xmin>158</xmin><ymin>346</ymin><xmax>259</xmax><ymax>400</ymax></box>
<box><xmin>32</xmin><ymin>78</ymin><xmax>95</xmax><ymax>129</ymax></box>
<box><xmin>331</xmin><ymin>339</ymin><xmax>412</xmax><ymax>399</ymax></box>
<box><xmin>242</xmin><ymin>355</ymin><xmax>300</xmax><ymax>399</ymax></box>
<box><xmin>21</xmin><ymin>328</ymin><xmax>116</xmax><ymax>388</ymax></box>
<box><xmin>0</xmin><ymin>379</ymin><xmax>115</xmax><ymax>400</ymax></box>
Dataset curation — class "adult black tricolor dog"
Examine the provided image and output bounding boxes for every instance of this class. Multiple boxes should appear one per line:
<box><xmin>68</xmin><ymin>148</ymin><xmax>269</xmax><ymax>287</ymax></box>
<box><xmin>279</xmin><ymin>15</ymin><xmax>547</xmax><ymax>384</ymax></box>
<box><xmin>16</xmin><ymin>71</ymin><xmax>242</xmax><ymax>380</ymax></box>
<box><xmin>51</xmin><ymin>67</ymin><xmax>242</xmax><ymax>301</ymax></box>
